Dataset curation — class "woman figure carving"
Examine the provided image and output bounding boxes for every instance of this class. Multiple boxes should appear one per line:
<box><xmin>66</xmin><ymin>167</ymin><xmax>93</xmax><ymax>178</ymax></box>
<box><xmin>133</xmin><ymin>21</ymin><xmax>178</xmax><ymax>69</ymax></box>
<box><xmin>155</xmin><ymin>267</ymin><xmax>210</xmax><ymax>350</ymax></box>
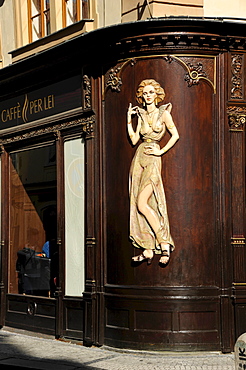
<box><xmin>127</xmin><ymin>79</ymin><xmax>179</xmax><ymax>266</ymax></box>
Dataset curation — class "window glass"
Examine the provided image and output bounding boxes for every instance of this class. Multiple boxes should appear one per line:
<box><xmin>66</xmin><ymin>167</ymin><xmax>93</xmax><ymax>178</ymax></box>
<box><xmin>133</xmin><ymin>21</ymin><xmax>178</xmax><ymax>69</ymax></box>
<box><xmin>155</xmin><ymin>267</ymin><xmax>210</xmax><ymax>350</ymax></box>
<box><xmin>66</xmin><ymin>0</ymin><xmax>78</xmax><ymax>25</ymax></box>
<box><xmin>29</xmin><ymin>0</ymin><xmax>50</xmax><ymax>41</ymax></box>
<box><xmin>63</xmin><ymin>0</ymin><xmax>89</xmax><ymax>27</ymax></box>
<box><xmin>64</xmin><ymin>138</ymin><xmax>85</xmax><ymax>296</ymax></box>
<box><xmin>44</xmin><ymin>0</ymin><xmax>50</xmax><ymax>36</ymax></box>
<box><xmin>9</xmin><ymin>145</ymin><xmax>57</xmax><ymax>297</ymax></box>
<box><xmin>31</xmin><ymin>0</ymin><xmax>42</xmax><ymax>40</ymax></box>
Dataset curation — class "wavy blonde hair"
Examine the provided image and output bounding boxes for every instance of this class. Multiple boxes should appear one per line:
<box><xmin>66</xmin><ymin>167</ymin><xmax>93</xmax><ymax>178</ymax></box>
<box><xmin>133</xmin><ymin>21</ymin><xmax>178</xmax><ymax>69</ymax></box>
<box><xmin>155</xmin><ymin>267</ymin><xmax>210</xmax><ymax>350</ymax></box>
<box><xmin>136</xmin><ymin>79</ymin><xmax>165</xmax><ymax>105</ymax></box>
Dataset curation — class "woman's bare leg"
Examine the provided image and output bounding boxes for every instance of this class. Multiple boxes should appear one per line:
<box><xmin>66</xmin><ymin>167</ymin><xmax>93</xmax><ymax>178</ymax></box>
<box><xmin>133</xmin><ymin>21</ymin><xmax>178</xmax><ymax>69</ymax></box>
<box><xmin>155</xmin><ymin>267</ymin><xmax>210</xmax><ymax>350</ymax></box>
<box><xmin>137</xmin><ymin>184</ymin><xmax>170</xmax><ymax>263</ymax></box>
<box><xmin>137</xmin><ymin>184</ymin><xmax>160</xmax><ymax>233</ymax></box>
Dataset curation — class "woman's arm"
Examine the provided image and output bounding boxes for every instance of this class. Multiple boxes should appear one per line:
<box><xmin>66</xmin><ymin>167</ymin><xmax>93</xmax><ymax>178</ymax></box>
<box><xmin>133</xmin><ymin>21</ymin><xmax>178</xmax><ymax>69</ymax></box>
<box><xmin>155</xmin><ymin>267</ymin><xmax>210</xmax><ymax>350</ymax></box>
<box><xmin>160</xmin><ymin>110</ymin><xmax>179</xmax><ymax>154</ymax></box>
<box><xmin>127</xmin><ymin>103</ymin><xmax>141</xmax><ymax>145</ymax></box>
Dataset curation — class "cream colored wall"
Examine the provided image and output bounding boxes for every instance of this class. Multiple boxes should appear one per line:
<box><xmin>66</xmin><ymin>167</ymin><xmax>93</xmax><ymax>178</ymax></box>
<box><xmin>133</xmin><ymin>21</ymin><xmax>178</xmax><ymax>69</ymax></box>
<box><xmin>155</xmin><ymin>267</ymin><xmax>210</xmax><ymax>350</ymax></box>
<box><xmin>153</xmin><ymin>1</ymin><xmax>203</xmax><ymax>17</ymax></box>
<box><xmin>0</xmin><ymin>0</ymin><xmax>16</xmax><ymax>67</ymax></box>
<box><xmin>14</xmin><ymin>0</ymin><xmax>28</xmax><ymax>49</ymax></box>
<box><xmin>105</xmin><ymin>0</ymin><xmax>121</xmax><ymax>26</ymax></box>
<box><xmin>122</xmin><ymin>0</ymin><xmax>204</xmax><ymax>23</ymax></box>
<box><xmin>122</xmin><ymin>0</ymin><xmax>150</xmax><ymax>22</ymax></box>
<box><xmin>204</xmin><ymin>0</ymin><xmax>246</xmax><ymax>18</ymax></box>
<box><xmin>95</xmin><ymin>0</ymin><xmax>121</xmax><ymax>28</ymax></box>
<box><xmin>85</xmin><ymin>0</ymin><xmax>99</xmax><ymax>31</ymax></box>
<box><xmin>50</xmin><ymin>0</ymin><xmax>63</xmax><ymax>34</ymax></box>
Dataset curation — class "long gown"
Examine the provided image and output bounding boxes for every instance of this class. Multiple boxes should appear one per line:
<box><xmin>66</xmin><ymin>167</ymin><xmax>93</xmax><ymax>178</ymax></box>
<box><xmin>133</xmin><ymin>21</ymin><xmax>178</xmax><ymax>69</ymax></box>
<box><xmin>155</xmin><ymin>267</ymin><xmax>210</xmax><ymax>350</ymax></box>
<box><xmin>129</xmin><ymin>103</ymin><xmax>175</xmax><ymax>254</ymax></box>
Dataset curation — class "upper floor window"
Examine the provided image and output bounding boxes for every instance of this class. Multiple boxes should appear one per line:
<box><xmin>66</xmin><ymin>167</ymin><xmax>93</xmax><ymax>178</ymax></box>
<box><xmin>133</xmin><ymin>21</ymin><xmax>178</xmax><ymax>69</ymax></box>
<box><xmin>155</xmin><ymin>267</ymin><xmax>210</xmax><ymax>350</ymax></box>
<box><xmin>63</xmin><ymin>0</ymin><xmax>89</xmax><ymax>27</ymax></box>
<box><xmin>28</xmin><ymin>0</ymin><xmax>50</xmax><ymax>42</ymax></box>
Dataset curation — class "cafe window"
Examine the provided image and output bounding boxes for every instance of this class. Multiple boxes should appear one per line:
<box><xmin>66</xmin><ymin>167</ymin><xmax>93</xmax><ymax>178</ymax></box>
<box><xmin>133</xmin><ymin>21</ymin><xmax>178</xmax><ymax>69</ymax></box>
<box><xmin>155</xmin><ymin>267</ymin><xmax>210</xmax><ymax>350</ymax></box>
<box><xmin>9</xmin><ymin>144</ymin><xmax>57</xmax><ymax>297</ymax></box>
<box><xmin>64</xmin><ymin>138</ymin><xmax>85</xmax><ymax>296</ymax></box>
<box><xmin>62</xmin><ymin>0</ymin><xmax>89</xmax><ymax>27</ymax></box>
<box><xmin>28</xmin><ymin>0</ymin><xmax>50</xmax><ymax>42</ymax></box>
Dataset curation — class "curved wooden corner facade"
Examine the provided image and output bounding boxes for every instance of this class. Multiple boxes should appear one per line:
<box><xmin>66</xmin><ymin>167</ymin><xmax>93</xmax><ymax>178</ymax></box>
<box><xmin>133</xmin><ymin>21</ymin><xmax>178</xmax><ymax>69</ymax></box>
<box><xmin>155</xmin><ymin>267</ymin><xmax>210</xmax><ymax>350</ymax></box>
<box><xmin>0</xmin><ymin>18</ymin><xmax>245</xmax><ymax>352</ymax></box>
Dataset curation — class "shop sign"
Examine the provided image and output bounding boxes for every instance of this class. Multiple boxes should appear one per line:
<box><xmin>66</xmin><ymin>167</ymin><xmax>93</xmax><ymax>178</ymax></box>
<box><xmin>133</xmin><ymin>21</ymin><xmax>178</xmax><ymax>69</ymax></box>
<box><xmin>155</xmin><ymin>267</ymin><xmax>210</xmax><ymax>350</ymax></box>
<box><xmin>0</xmin><ymin>75</ymin><xmax>82</xmax><ymax>131</ymax></box>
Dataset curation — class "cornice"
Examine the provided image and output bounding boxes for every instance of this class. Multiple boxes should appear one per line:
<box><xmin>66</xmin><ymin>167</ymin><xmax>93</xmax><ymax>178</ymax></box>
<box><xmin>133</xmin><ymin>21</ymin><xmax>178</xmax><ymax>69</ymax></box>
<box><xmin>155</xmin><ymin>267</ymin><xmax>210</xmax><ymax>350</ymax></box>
<box><xmin>1</xmin><ymin>18</ymin><xmax>246</xmax><ymax>99</ymax></box>
<box><xmin>0</xmin><ymin>114</ymin><xmax>95</xmax><ymax>146</ymax></box>
<box><xmin>113</xmin><ymin>33</ymin><xmax>246</xmax><ymax>57</ymax></box>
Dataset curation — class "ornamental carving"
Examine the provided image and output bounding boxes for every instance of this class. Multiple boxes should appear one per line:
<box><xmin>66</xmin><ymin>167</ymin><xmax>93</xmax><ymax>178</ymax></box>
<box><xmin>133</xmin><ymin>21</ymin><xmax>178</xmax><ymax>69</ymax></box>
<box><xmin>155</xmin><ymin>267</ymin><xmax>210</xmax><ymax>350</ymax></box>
<box><xmin>164</xmin><ymin>55</ymin><xmax>215</xmax><ymax>92</ymax></box>
<box><xmin>114</xmin><ymin>34</ymin><xmax>246</xmax><ymax>55</ymax></box>
<box><xmin>231</xmin><ymin>237</ymin><xmax>246</xmax><ymax>246</ymax></box>
<box><xmin>231</xmin><ymin>54</ymin><xmax>243</xmax><ymax>100</ymax></box>
<box><xmin>105</xmin><ymin>55</ymin><xmax>215</xmax><ymax>95</ymax></box>
<box><xmin>105</xmin><ymin>66</ymin><xmax>123</xmax><ymax>92</ymax></box>
<box><xmin>0</xmin><ymin>115</ymin><xmax>95</xmax><ymax>144</ymax></box>
<box><xmin>227</xmin><ymin>106</ymin><xmax>246</xmax><ymax>131</ymax></box>
<box><xmin>184</xmin><ymin>62</ymin><xmax>207</xmax><ymax>87</ymax></box>
<box><xmin>83</xmin><ymin>75</ymin><xmax>92</xmax><ymax>110</ymax></box>
<box><xmin>82</xmin><ymin>115</ymin><xmax>95</xmax><ymax>138</ymax></box>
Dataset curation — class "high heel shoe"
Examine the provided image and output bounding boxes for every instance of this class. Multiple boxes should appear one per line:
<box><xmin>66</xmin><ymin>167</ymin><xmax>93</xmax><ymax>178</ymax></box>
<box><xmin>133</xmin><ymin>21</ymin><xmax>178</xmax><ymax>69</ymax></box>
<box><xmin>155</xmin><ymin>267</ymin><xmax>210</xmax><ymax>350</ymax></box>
<box><xmin>159</xmin><ymin>245</ymin><xmax>170</xmax><ymax>266</ymax></box>
<box><xmin>132</xmin><ymin>251</ymin><xmax>154</xmax><ymax>265</ymax></box>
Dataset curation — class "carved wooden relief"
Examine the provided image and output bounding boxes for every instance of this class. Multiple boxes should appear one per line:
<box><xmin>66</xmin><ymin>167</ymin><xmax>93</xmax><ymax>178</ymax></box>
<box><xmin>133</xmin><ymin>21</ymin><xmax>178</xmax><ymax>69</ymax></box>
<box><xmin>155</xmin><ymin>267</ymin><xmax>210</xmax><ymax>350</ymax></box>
<box><xmin>231</xmin><ymin>54</ymin><xmax>243</xmax><ymax>100</ymax></box>
<box><xmin>83</xmin><ymin>75</ymin><xmax>92</xmax><ymax>110</ymax></box>
<box><xmin>105</xmin><ymin>55</ymin><xmax>216</xmax><ymax>94</ymax></box>
<box><xmin>227</xmin><ymin>106</ymin><xmax>246</xmax><ymax>131</ymax></box>
<box><xmin>228</xmin><ymin>103</ymin><xmax>246</xmax><ymax>283</ymax></box>
<box><xmin>82</xmin><ymin>115</ymin><xmax>95</xmax><ymax>138</ymax></box>
<box><xmin>104</xmin><ymin>54</ymin><xmax>219</xmax><ymax>350</ymax></box>
<box><xmin>164</xmin><ymin>55</ymin><xmax>215</xmax><ymax>92</ymax></box>
<box><xmin>114</xmin><ymin>34</ymin><xmax>246</xmax><ymax>56</ymax></box>
<box><xmin>0</xmin><ymin>115</ymin><xmax>95</xmax><ymax>145</ymax></box>
<box><xmin>105</xmin><ymin>67</ymin><xmax>123</xmax><ymax>92</ymax></box>
<box><xmin>231</xmin><ymin>237</ymin><xmax>246</xmax><ymax>247</ymax></box>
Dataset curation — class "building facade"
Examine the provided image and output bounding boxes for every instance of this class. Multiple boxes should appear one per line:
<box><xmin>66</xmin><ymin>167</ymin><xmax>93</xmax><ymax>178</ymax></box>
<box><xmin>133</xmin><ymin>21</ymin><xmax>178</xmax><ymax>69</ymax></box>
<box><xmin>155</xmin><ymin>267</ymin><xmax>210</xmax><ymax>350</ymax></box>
<box><xmin>0</xmin><ymin>0</ymin><xmax>245</xmax><ymax>352</ymax></box>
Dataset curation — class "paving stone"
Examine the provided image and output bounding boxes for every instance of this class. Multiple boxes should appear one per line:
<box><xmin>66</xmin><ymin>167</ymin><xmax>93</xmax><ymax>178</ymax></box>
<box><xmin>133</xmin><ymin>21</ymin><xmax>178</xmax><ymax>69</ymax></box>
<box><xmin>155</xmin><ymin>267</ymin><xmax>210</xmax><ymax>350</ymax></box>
<box><xmin>0</xmin><ymin>329</ymin><xmax>235</xmax><ymax>369</ymax></box>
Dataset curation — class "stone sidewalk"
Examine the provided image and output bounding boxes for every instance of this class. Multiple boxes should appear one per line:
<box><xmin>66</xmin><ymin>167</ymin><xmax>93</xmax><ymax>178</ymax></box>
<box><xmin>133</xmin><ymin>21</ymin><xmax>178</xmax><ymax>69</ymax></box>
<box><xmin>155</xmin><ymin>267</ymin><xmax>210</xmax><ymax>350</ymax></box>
<box><xmin>0</xmin><ymin>328</ymin><xmax>235</xmax><ymax>369</ymax></box>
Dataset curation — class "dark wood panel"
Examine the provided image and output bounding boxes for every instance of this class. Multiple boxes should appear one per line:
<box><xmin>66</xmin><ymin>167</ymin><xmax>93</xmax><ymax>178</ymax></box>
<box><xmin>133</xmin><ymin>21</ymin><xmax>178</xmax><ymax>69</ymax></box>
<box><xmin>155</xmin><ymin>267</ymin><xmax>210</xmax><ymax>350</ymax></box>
<box><xmin>104</xmin><ymin>286</ymin><xmax>220</xmax><ymax>350</ymax></box>
<box><xmin>106</xmin><ymin>308</ymin><xmax>129</xmax><ymax>329</ymax></box>
<box><xmin>104</xmin><ymin>298</ymin><xmax>220</xmax><ymax>351</ymax></box>
<box><xmin>62</xmin><ymin>297</ymin><xmax>84</xmax><ymax>340</ymax></box>
<box><xmin>179</xmin><ymin>311</ymin><xmax>217</xmax><ymax>331</ymax></box>
<box><xmin>135</xmin><ymin>310</ymin><xmax>172</xmax><ymax>331</ymax></box>
<box><xmin>83</xmin><ymin>292</ymin><xmax>96</xmax><ymax>346</ymax></box>
<box><xmin>5</xmin><ymin>294</ymin><xmax>56</xmax><ymax>335</ymax></box>
<box><xmin>235</xmin><ymin>304</ymin><xmax>246</xmax><ymax>338</ymax></box>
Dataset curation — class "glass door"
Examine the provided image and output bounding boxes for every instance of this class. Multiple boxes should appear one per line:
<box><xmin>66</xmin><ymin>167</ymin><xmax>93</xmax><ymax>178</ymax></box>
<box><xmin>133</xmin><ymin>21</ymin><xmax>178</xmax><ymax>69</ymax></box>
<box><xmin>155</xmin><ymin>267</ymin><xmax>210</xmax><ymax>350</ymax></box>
<box><xmin>8</xmin><ymin>144</ymin><xmax>57</xmax><ymax>298</ymax></box>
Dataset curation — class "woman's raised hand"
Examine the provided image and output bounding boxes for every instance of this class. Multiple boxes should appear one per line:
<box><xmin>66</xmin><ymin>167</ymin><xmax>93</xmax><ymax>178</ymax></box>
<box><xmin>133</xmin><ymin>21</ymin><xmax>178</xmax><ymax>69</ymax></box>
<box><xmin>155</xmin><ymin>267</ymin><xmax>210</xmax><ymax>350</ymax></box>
<box><xmin>128</xmin><ymin>103</ymin><xmax>139</xmax><ymax>119</ymax></box>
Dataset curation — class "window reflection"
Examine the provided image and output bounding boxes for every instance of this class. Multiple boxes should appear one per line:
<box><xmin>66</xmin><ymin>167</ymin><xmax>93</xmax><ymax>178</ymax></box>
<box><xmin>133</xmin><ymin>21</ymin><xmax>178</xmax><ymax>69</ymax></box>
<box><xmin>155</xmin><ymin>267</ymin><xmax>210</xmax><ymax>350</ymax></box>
<box><xmin>9</xmin><ymin>145</ymin><xmax>57</xmax><ymax>297</ymax></box>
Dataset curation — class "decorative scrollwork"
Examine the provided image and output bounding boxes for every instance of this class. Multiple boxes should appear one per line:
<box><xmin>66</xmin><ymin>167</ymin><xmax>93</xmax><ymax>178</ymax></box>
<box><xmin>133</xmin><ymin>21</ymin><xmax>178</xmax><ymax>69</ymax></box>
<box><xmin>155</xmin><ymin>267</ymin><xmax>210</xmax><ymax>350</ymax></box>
<box><xmin>231</xmin><ymin>54</ymin><xmax>243</xmax><ymax>100</ymax></box>
<box><xmin>0</xmin><ymin>115</ymin><xmax>96</xmax><ymax>144</ymax></box>
<box><xmin>0</xmin><ymin>144</ymin><xmax>4</xmax><ymax>155</ymax></box>
<box><xmin>184</xmin><ymin>62</ymin><xmax>207</xmax><ymax>87</ymax></box>
<box><xmin>164</xmin><ymin>55</ymin><xmax>215</xmax><ymax>92</ymax></box>
<box><xmin>227</xmin><ymin>106</ymin><xmax>246</xmax><ymax>131</ymax></box>
<box><xmin>163</xmin><ymin>55</ymin><xmax>173</xmax><ymax>64</ymax></box>
<box><xmin>106</xmin><ymin>67</ymin><xmax>122</xmax><ymax>92</ymax></box>
<box><xmin>82</xmin><ymin>115</ymin><xmax>95</xmax><ymax>138</ymax></box>
<box><xmin>83</xmin><ymin>75</ymin><xmax>92</xmax><ymax>110</ymax></box>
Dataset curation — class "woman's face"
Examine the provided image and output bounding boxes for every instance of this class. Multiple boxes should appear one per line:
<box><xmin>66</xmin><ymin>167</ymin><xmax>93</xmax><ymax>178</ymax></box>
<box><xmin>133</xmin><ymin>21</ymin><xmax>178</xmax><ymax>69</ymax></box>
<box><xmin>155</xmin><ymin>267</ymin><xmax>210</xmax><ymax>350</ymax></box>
<box><xmin>142</xmin><ymin>85</ymin><xmax>157</xmax><ymax>104</ymax></box>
